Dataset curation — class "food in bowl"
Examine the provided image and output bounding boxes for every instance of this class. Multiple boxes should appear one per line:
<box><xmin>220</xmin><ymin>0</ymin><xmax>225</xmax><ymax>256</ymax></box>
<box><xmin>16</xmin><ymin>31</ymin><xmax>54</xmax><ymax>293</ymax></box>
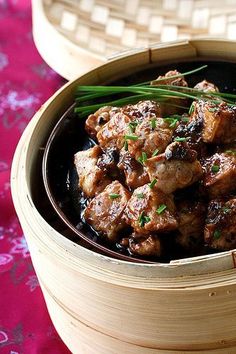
<box><xmin>72</xmin><ymin>66</ymin><xmax>236</xmax><ymax>261</ymax></box>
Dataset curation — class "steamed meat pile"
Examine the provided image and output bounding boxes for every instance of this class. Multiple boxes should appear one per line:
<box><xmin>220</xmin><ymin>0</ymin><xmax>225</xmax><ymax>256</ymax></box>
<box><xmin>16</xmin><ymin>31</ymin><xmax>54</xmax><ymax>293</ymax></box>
<box><xmin>74</xmin><ymin>71</ymin><xmax>236</xmax><ymax>260</ymax></box>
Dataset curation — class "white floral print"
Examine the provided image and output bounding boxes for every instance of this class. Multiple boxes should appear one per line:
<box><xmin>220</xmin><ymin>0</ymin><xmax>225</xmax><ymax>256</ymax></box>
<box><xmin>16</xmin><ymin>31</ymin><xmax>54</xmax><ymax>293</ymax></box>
<box><xmin>25</xmin><ymin>275</ymin><xmax>39</xmax><ymax>292</ymax></box>
<box><xmin>0</xmin><ymin>52</ymin><xmax>8</xmax><ymax>71</ymax></box>
<box><xmin>0</xmin><ymin>330</ymin><xmax>8</xmax><ymax>344</ymax></box>
<box><xmin>10</xmin><ymin>236</ymin><xmax>30</xmax><ymax>258</ymax></box>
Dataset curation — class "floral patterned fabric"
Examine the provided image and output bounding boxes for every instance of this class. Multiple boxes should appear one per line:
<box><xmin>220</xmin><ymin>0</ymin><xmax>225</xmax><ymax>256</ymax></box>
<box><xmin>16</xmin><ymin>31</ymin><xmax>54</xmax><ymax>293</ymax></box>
<box><xmin>0</xmin><ymin>1</ymin><xmax>71</xmax><ymax>353</ymax></box>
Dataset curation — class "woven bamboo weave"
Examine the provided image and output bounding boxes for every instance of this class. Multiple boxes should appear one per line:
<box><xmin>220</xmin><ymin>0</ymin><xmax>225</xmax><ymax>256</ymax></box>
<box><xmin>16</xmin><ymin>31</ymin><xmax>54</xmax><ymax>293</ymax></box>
<box><xmin>43</xmin><ymin>0</ymin><xmax>236</xmax><ymax>59</ymax></box>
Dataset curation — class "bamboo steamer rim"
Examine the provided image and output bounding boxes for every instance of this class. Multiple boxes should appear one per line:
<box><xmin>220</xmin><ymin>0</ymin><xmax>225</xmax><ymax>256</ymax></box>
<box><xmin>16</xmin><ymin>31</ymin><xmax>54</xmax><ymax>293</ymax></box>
<box><xmin>11</xmin><ymin>39</ymin><xmax>236</xmax><ymax>288</ymax></box>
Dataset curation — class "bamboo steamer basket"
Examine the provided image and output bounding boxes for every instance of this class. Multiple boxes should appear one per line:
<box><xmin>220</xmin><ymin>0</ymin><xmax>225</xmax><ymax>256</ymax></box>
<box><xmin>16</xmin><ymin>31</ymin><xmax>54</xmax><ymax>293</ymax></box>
<box><xmin>33</xmin><ymin>0</ymin><xmax>236</xmax><ymax>80</ymax></box>
<box><xmin>11</xmin><ymin>40</ymin><xmax>236</xmax><ymax>354</ymax></box>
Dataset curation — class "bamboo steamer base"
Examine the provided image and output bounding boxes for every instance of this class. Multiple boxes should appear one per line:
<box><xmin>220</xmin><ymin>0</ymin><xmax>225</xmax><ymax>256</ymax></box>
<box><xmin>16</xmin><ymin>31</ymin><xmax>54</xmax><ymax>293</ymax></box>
<box><xmin>42</xmin><ymin>282</ymin><xmax>236</xmax><ymax>354</ymax></box>
<box><xmin>11</xmin><ymin>40</ymin><xmax>236</xmax><ymax>353</ymax></box>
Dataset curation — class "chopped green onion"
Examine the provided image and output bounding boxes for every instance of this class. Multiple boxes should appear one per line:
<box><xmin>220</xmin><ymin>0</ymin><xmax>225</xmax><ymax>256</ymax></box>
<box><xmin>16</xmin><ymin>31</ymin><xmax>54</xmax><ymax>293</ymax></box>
<box><xmin>129</xmin><ymin>121</ymin><xmax>138</xmax><ymax>133</ymax></box>
<box><xmin>149</xmin><ymin>178</ymin><xmax>157</xmax><ymax>189</ymax></box>
<box><xmin>222</xmin><ymin>207</ymin><xmax>230</xmax><ymax>213</ymax></box>
<box><xmin>208</xmin><ymin>107</ymin><xmax>218</xmax><ymax>112</ymax></box>
<box><xmin>124</xmin><ymin>134</ymin><xmax>139</xmax><ymax>141</ymax></box>
<box><xmin>225</xmin><ymin>150</ymin><xmax>236</xmax><ymax>156</ymax></box>
<box><xmin>168</xmin><ymin>114</ymin><xmax>182</xmax><ymax>119</ymax></box>
<box><xmin>156</xmin><ymin>204</ymin><xmax>167</xmax><ymax>214</ymax></box>
<box><xmin>138</xmin><ymin>211</ymin><xmax>145</xmax><ymax>227</ymax></box>
<box><xmin>136</xmin><ymin>193</ymin><xmax>144</xmax><ymax>199</ymax></box>
<box><xmin>211</xmin><ymin>164</ymin><xmax>220</xmax><ymax>173</ymax></box>
<box><xmin>138</xmin><ymin>151</ymin><xmax>147</xmax><ymax>165</ymax></box>
<box><xmin>138</xmin><ymin>211</ymin><xmax>150</xmax><ymax>227</ymax></box>
<box><xmin>151</xmin><ymin>118</ymin><xmax>157</xmax><ymax>129</ymax></box>
<box><xmin>124</xmin><ymin>140</ymin><xmax>128</xmax><ymax>151</ymax></box>
<box><xmin>137</xmin><ymin>156</ymin><xmax>144</xmax><ymax>165</ymax></box>
<box><xmin>174</xmin><ymin>137</ymin><xmax>189</xmax><ymax>142</ymax></box>
<box><xmin>165</xmin><ymin>117</ymin><xmax>178</xmax><ymax>128</ymax></box>
<box><xmin>152</xmin><ymin>149</ymin><xmax>159</xmax><ymax>157</ymax></box>
<box><xmin>143</xmin><ymin>215</ymin><xmax>151</xmax><ymax>223</ymax></box>
<box><xmin>188</xmin><ymin>102</ymin><xmax>195</xmax><ymax>115</ymax></box>
<box><xmin>213</xmin><ymin>229</ymin><xmax>221</xmax><ymax>239</ymax></box>
<box><xmin>142</xmin><ymin>151</ymin><xmax>147</xmax><ymax>163</ymax></box>
<box><xmin>181</xmin><ymin>117</ymin><xmax>190</xmax><ymax>122</ymax></box>
<box><xmin>109</xmin><ymin>193</ymin><xmax>121</xmax><ymax>199</ymax></box>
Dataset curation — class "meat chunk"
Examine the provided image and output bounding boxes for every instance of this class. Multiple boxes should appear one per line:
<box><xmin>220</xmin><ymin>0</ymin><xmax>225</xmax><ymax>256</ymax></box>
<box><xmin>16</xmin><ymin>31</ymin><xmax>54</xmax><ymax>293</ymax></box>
<box><xmin>152</xmin><ymin>70</ymin><xmax>188</xmax><ymax>87</ymax></box>
<box><xmin>74</xmin><ymin>145</ymin><xmax>111</xmax><ymax>197</ymax></box>
<box><xmin>173</xmin><ymin>116</ymin><xmax>207</xmax><ymax>157</ymax></box>
<box><xmin>126</xmin><ymin>117</ymin><xmax>173</xmax><ymax>160</ymax></box>
<box><xmin>120</xmin><ymin>233</ymin><xmax>162</xmax><ymax>257</ymax></box>
<box><xmin>117</xmin><ymin>149</ymin><xmax>149</xmax><ymax>189</ymax></box>
<box><xmin>176</xmin><ymin>200</ymin><xmax>206</xmax><ymax>251</ymax></box>
<box><xmin>97</xmin><ymin>147</ymin><xmax>120</xmax><ymax>178</ymax></box>
<box><xmin>85</xmin><ymin>106</ymin><xmax>120</xmax><ymax>139</ymax></box>
<box><xmin>97</xmin><ymin>111</ymin><xmax>131</xmax><ymax>149</ymax></box>
<box><xmin>191</xmin><ymin>100</ymin><xmax>236</xmax><ymax>143</ymax></box>
<box><xmin>204</xmin><ymin>198</ymin><xmax>236</xmax><ymax>250</ymax></box>
<box><xmin>145</xmin><ymin>142</ymin><xmax>203</xmax><ymax>194</ymax></box>
<box><xmin>123</xmin><ymin>184</ymin><xmax>177</xmax><ymax>235</ymax></box>
<box><xmin>202</xmin><ymin>152</ymin><xmax>236</xmax><ymax>198</ymax></box>
<box><xmin>123</xmin><ymin>100</ymin><xmax>161</xmax><ymax>121</ymax></box>
<box><xmin>194</xmin><ymin>80</ymin><xmax>219</xmax><ymax>93</ymax></box>
<box><xmin>84</xmin><ymin>180</ymin><xmax>131</xmax><ymax>241</ymax></box>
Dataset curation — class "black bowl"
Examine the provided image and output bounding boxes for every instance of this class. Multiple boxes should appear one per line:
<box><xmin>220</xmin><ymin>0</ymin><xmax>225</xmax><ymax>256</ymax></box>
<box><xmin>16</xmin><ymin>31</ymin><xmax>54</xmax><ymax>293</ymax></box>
<box><xmin>42</xmin><ymin>59</ymin><xmax>236</xmax><ymax>263</ymax></box>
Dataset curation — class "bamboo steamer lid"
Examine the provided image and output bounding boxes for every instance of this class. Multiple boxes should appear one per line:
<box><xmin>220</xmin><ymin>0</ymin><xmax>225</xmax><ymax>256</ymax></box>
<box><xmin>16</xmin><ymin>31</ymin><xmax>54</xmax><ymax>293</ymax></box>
<box><xmin>11</xmin><ymin>40</ymin><xmax>236</xmax><ymax>353</ymax></box>
<box><xmin>33</xmin><ymin>0</ymin><xmax>236</xmax><ymax>80</ymax></box>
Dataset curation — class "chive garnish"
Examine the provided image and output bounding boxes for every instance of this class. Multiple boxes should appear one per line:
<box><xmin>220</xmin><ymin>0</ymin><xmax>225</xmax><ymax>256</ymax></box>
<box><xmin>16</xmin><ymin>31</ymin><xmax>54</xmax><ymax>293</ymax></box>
<box><xmin>208</xmin><ymin>107</ymin><xmax>218</xmax><ymax>112</ymax></box>
<box><xmin>152</xmin><ymin>149</ymin><xmax>159</xmax><ymax>157</ymax></box>
<box><xmin>222</xmin><ymin>207</ymin><xmax>230</xmax><ymax>213</ymax></box>
<box><xmin>174</xmin><ymin>137</ymin><xmax>189</xmax><ymax>142</ymax></box>
<box><xmin>129</xmin><ymin>121</ymin><xmax>138</xmax><ymax>133</ymax></box>
<box><xmin>124</xmin><ymin>140</ymin><xmax>128</xmax><ymax>151</ymax></box>
<box><xmin>73</xmin><ymin>63</ymin><xmax>236</xmax><ymax>118</ymax></box>
<box><xmin>211</xmin><ymin>164</ymin><xmax>220</xmax><ymax>173</ymax></box>
<box><xmin>136</xmin><ymin>193</ymin><xmax>144</xmax><ymax>199</ymax></box>
<box><xmin>138</xmin><ymin>211</ymin><xmax>145</xmax><ymax>227</ymax></box>
<box><xmin>156</xmin><ymin>204</ymin><xmax>167</xmax><ymax>214</ymax></box>
<box><xmin>149</xmin><ymin>178</ymin><xmax>157</xmax><ymax>189</ymax></box>
<box><xmin>181</xmin><ymin>117</ymin><xmax>190</xmax><ymax>122</ymax></box>
<box><xmin>165</xmin><ymin>117</ymin><xmax>178</xmax><ymax>128</ymax></box>
<box><xmin>144</xmin><ymin>215</ymin><xmax>151</xmax><ymax>223</ymax></box>
<box><xmin>142</xmin><ymin>151</ymin><xmax>147</xmax><ymax>163</ymax></box>
<box><xmin>188</xmin><ymin>102</ymin><xmax>195</xmax><ymax>115</ymax></box>
<box><xmin>225</xmin><ymin>150</ymin><xmax>236</xmax><ymax>156</ymax></box>
<box><xmin>150</xmin><ymin>65</ymin><xmax>208</xmax><ymax>84</ymax></box>
<box><xmin>151</xmin><ymin>118</ymin><xmax>157</xmax><ymax>129</ymax></box>
<box><xmin>138</xmin><ymin>211</ymin><xmax>150</xmax><ymax>227</ymax></box>
<box><xmin>138</xmin><ymin>151</ymin><xmax>147</xmax><ymax>165</ymax></box>
<box><xmin>109</xmin><ymin>193</ymin><xmax>121</xmax><ymax>199</ymax></box>
<box><xmin>213</xmin><ymin>229</ymin><xmax>221</xmax><ymax>239</ymax></box>
<box><xmin>137</xmin><ymin>156</ymin><xmax>143</xmax><ymax>165</ymax></box>
<box><xmin>124</xmin><ymin>134</ymin><xmax>138</xmax><ymax>141</ymax></box>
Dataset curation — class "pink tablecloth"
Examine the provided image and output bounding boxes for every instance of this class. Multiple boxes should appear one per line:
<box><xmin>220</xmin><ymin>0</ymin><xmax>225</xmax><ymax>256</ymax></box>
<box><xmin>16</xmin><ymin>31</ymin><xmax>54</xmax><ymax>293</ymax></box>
<box><xmin>0</xmin><ymin>1</ymin><xmax>71</xmax><ymax>353</ymax></box>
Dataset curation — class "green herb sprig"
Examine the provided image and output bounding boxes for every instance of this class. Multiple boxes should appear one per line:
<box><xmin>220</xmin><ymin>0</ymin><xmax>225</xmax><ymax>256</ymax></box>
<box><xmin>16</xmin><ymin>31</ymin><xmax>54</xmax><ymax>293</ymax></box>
<box><xmin>156</xmin><ymin>204</ymin><xmax>167</xmax><ymax>214</ymax></box>
<box><xmin>74</xmin><ymin>65</ymin><xmax>236</xmax><ymax>119</ymax></box>
<box><xmin>138</xmin><ymin>211</ymin><xmax>151</xmax><ymax>227</ymax></box>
